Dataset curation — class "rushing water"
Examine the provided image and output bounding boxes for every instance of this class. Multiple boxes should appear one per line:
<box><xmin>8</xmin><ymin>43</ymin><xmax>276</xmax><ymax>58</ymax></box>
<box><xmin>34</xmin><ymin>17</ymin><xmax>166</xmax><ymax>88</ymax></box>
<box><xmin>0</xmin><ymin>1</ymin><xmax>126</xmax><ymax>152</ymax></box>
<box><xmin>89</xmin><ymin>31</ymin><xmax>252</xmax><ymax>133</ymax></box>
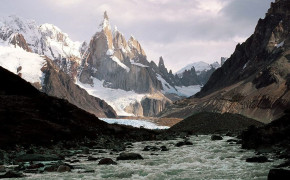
<box><xmin>19</xmin><ymin>135</ymin><xmax>282</xmax><ymax>180</ymax></box>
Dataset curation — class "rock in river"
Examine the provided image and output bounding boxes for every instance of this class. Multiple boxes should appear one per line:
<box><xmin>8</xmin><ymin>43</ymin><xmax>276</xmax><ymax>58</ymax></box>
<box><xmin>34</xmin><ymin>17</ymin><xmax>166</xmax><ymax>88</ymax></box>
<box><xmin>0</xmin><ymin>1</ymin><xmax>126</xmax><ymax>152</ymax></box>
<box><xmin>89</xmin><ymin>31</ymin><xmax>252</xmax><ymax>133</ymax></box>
<box><xmin>117</xmin><ymin>153</ymin><xmax>143</xmax><ymax>160</ymax></box>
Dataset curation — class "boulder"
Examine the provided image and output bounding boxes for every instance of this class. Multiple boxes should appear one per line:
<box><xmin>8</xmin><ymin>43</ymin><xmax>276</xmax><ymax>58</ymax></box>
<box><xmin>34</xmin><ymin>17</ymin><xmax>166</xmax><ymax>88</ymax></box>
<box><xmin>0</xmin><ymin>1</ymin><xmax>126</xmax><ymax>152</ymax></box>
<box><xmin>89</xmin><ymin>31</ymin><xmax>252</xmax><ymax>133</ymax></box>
<box><xmin>117</xmin><ymin>153</ymin><xmax>143</xmax><ymax>160</ymax></box>
<box><xmin>211</xmin><ymin>135</ymin><xmax>223</xmax><ymax>141</ymax></box>
<box><xmin>0</xmin><ymin>171</ymin><xmax>24</xmax><ymax>178</ymax></box>
<box><xmin>0</xmin><ymin>165</ymin><xmax>5</xmax><ymax>172</ymax></box>
<box><xmin>246</xmin><ymin>156</ymin><xmax>268</xmax><ymax>163</ymax></box>
<box><xmin>57</xmin><ymin>165</ymin><xmax>71</xmax><ymax>172</ymax></box>
<box><xmin>175</xmin><ymin>141</ymin><xmax>193</xmax><ymax>147</ymax></box>
<box><xmin>26</xmin><ymin>163</ymin><xmax>44</xmax><ymax>169</ymax></box>
<box><xmin>98</xmin><ymin>158</ymin><xmax>117</xmax><ymax>165</ymax></box>
<box><xmin>268</xmin><ymin>169</ymin><xmax>290</xmax><ymax>180</ymax></box>
<box><xmin>143</xmin><ymin>146</ymin><xmax>159</xmax><ymax>151</ymax></box>
<box><xmin>160</xmin><ymin>146</ymin><xmax>169</xmax><ymax>151</ymax></box>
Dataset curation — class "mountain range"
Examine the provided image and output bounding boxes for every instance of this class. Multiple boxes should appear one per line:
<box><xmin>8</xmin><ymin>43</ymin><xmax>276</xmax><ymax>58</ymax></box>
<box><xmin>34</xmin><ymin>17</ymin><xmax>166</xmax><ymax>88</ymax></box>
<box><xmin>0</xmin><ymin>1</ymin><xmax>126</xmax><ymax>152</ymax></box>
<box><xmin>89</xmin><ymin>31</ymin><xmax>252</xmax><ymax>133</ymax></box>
<box><xmin>0</xmin><ymin>13</ymin><xmax>221</xmax><ymax>117</ymax></box>
<box><xmin>160</xmin><ymin>0</ymin><xmax>290</xmax><ymax>123</ymax></box>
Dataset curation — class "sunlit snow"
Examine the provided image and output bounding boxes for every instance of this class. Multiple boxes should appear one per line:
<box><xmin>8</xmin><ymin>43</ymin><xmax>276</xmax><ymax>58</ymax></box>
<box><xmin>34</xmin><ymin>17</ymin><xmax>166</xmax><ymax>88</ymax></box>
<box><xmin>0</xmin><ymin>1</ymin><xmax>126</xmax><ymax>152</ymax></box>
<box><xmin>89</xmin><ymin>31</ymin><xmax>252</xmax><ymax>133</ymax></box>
<box><xmin>0</xmin><ymin>44</ymin><xmax>46</xmax><ymax>84</ymax></box>
<box><xmin>76</xmin><ymin>78</ymin><xmax>147</xmax><ymax>116</ymax></box>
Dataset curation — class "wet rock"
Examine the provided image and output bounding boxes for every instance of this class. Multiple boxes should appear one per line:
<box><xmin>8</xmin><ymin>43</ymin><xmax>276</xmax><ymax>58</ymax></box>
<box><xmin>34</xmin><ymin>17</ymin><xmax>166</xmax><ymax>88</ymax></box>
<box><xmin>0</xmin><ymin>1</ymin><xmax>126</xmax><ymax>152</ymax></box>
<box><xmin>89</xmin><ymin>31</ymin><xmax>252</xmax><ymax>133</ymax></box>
<box><xmin>226</xmin><ymin>139</ymin><xmax>238</xmax><ymax>143</ymax></box>
<box><xmin>23</xmin><ymin>169</ymin><xmax>40</xmax><ymax>174</ymax></box>
<box><xmin>27</xmin><ymin>163</ymin><xmax>44</xmax><ymax>169</ymax></box>
<box><xmin>44</xmin><ymin>161</ymin><xmax>73</xmax><ymax>172</ymax></box>
<box><xmin>143</xmin><ymin>146</ymin><xmax>159</xmax><ymax>151</ymax></box>
<box><xmin>57</xmin><ymin>165</ymin><xmax>71</xmax><ymax>172</ymax></box>
<box><xmin>160</xmin><ymin>146</ymin><xmax>169</xmax><ymax>151</ymax></box>
<box><xmin>211</xmin><ymin>135</ymin><xmax>223</xmax><ymax>141</ymax></box>
<box><xmin>117</xmin><ymin>153</ymin><xmax>143</xmax><ymax>160</ymax></box>
<box><xmin>268</xmin><ymin>169</ymin><xmax>290</xmax><ymax>180</ymax></box>
<box><xmin>0</xmin><ymin>165</ymin><xmax>5</xmax><ymax>172</ymax></box>
<box><xmin>69</xmin><ymin>159</ymin><xmax>80</xmax><ymax>163</ymax></box>
<box><xmin>44</xmin><ymin>166</ymin><xmax>56</xmax><ymax>172</ymax></box>
<box><xmin>98</xmin><ymin>158</ymin><xmax>117</xmax><ymax>165</ymax></box>
<box><xmin>0</xmin><ymin>170</ymin><xmax>24</xmax><ymax>178</ymax></box>
<box><xmin>175</xmin><ymin>141</ymin><xmax>193</xmax><ymax>147</ymax></box>
<box><xmin>14</xmin><ymin>163</ymin><xmax>26</xmax><ymax>171</ymax></box>
<box><xmin>246</xmin><ymin>156</ymin><xmax>268</xmax><ymax>163</ymax></box>
<box><xmin>16</xmin><ymin>154</ymin><xmax>63</xmax><ymax>162</ymax></box>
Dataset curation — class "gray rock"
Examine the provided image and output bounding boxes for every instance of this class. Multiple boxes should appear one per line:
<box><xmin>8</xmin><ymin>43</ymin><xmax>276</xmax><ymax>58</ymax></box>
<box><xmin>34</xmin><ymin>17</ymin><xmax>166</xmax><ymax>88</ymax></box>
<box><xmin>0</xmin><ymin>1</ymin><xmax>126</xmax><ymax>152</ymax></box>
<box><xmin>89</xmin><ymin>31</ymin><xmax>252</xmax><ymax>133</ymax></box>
<box><xmin>0</xmin><ymin>171</ymin><xmax>24</xmax><ymax>178</ymax></box>
<box><xmin>211</xmin><ymin>135</ymin><xmax>223</xmax><ymax>141</ymax></box>
<box><xmin>268</xmin><ymin>169</ymin><xmax>290</xmax><ymax>180</ymax></box>
<box><xmin>98</xmin><ymin>158</ymin><xmax>117</xmax><ymax>165</ymax></box>
<box><xmin>0</xmin><ymin>165</ymin><xmax>5</xmax><ymax>173</ymax></box>
<box><xmin>246</xmin><ymin>156</ymin><xmax>268</xmax><ymax>163</ymax></box>
<box><xmin>117</xmin><ymin>153</ymin><xmax>143</xmax><ymax>160</ymax></box>
<box><xmin>57</xmin><ymin>165</ymin><xmax>71</xmax><ymax>172</ymax></box>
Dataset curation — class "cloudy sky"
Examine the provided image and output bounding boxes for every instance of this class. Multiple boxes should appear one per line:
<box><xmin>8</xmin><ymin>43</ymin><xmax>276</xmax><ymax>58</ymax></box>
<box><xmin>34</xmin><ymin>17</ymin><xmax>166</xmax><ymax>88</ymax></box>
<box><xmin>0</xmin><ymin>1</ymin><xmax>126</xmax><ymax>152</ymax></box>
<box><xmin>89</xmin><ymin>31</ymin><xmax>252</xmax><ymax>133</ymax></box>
<box><xmin>1</xmin><ymin>0</ymin><xmax>273</xmax><ymax>72</ymax></box>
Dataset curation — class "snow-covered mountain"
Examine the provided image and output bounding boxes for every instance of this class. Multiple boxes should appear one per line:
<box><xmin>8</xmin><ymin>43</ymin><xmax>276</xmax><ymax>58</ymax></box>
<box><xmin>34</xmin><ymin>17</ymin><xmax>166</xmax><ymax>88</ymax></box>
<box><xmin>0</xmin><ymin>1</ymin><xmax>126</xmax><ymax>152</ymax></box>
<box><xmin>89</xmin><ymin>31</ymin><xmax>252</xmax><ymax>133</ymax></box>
<box><xmin>0</xmin><ymin>15</ymin><xmax>81</xmax><ymax>60</ymax></box>
<box><xmin>176</xmin><ymin>61</ymin><xmax>221</xmax><ymax>76</ymax></box>
<box><xmin>0</xmin><ymin>13</ymin><xmax>217</xmax><ymax>117</ymax></box>
<box><xmin>175</xmin><ymin>58</ymin><xmax>227</xmax><ymax>85</ymax></box>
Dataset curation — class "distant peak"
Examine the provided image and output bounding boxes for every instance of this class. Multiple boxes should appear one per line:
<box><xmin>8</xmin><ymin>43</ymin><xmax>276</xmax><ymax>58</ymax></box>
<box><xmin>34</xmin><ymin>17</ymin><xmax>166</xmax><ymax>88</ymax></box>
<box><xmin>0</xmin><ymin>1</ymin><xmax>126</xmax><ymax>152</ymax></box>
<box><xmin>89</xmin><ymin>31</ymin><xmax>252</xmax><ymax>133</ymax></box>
<box><xmin>98</xmin><ymin>11</ymin><xmax>111</xmax><ymax>31</ymax></box>
<box><xmin>104</xmin><ymin>11</ymin><xmax>109</xmax><ymax>20</ymax></box>
<box><xmin>129</xmin><ymin>35</ymin><xmax>135</xmax><ymax>40</ymax></box>
<box><xmin>158</xmin><ymin>56</ymin><xmax>165</xmax><ymax>67</ymax></box>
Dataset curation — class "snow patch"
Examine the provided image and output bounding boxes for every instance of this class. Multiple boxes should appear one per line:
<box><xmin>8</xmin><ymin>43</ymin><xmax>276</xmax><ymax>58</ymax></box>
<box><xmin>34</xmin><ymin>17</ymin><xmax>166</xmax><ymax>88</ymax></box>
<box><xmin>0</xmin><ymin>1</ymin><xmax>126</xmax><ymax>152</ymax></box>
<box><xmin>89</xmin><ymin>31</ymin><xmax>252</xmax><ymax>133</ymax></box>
<box><xmin>0</xmin><ymin>45</ymin><xmax>46</xmax><ymax>84</ymax></box>
<box><xmin>76</xmin><ymin>78</ymin><xmax>146</xmax><ymax>116</ymax></box>
<box><xmin>156</xmin><ymin>74</ymin><xmax>201</xmax><ymax>97</ymax></box>
<box><xmin>130</xmin><ymin>59</ymin><xmax>148</xmax><ymax>67</ymax></box>
<box><xmin>111</xmin><ymin>56</ymin><xmax>130</xmax><ymax>72</ymax></box>
<box><xmin>106</xmin><ymin>49</ymin><xmax>114</xmax><ymax>56</ymax></box>
<box><xmin>276</xmin><ymin>41</ymin><xmax>285</xmax><ymax>48</ymax></box>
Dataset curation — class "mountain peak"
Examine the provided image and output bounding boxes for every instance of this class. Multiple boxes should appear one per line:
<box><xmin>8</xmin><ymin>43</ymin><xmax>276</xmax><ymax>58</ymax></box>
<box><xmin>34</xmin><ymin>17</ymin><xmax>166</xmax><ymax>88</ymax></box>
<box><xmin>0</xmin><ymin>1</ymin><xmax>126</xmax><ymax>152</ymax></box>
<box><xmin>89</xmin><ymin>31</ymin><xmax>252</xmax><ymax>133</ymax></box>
<box><xmin>158</xmin><ymin>56</ymin><xmax>165</xmax><ymax>67</ymax></box>
<box><xmin>104</xmin><ymin>11</ymin><xmax>109</xmax><ymax>20</ymax></box>
<box><xmin>98</xmin><ymin>11</ymin><xmax>111</xmax><ymax>31</ymax></box>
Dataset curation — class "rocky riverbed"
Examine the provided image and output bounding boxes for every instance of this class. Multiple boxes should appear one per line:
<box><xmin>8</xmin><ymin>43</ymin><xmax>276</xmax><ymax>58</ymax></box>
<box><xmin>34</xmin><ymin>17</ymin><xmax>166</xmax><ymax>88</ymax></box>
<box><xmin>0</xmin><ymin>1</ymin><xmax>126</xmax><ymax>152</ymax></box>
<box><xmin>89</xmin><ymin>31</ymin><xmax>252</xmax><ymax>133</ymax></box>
<box><xmin>0</xmin><ymin>135</ymin><xmax>287</xmax><ymax>180</ymax></box>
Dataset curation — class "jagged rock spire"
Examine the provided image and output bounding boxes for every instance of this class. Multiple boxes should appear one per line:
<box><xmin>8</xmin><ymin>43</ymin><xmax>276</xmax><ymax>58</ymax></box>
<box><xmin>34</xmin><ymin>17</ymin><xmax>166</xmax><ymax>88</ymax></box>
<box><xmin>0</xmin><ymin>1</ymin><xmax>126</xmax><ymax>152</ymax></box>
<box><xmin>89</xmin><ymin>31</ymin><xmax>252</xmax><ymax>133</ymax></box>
<box><xmin>104</xmin><ymin>11</ymin><xmax>109</xmax><ymax>20</ymax></box>
<box><xmin>158</xmin><ymin>56</ymin><xmax>165</xmax><ymax>68</ymax></box>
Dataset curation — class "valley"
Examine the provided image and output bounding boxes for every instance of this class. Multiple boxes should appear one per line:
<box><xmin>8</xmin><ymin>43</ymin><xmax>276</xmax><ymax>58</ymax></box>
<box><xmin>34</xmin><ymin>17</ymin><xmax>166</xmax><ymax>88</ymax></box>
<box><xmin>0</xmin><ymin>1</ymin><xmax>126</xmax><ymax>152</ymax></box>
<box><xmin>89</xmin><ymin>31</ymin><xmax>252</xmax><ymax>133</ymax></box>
<box><xmin>0</xmin><ymin>0</ymin><xmax>290</xmax><ymax>179</ymax></box>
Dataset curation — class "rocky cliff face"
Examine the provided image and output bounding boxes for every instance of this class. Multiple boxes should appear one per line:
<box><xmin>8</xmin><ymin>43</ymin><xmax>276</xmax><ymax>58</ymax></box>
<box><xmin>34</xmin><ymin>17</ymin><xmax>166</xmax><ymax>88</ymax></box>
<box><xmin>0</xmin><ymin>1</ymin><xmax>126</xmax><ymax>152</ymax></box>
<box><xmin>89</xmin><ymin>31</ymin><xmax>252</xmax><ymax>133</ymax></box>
<box><xmin>42</xmin><ymin>57</ymin><xmax>117</xmax><ymax>118</ymax></box>
<box><xmin>0</xmin><ymin>40</ymin><xmax>117</xmax><ymax>118</ymax></box>
<box><xmin>0</xmin><ymin>66</ymin><xmax>156</xmax><ymax>148</ymax></box>
<box><xmin>78</xmin><ymin>12</ymin><xmax>172</xmax><ymax>116</ymax></box>
<box><xmin>160</xmin><ymin>0</ymin><xmax>290</xmax><ymax>123</ymax></box>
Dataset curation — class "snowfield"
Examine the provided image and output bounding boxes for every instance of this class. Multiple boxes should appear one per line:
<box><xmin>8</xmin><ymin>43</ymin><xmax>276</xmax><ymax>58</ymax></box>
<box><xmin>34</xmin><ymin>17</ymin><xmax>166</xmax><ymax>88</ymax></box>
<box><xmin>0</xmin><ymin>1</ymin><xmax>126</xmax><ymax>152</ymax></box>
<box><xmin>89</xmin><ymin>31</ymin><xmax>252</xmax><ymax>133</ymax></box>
<box><xmin>0</xmin><ymin>44</ymin><xmax>46</xmax><ymax>84</ymax></box>
<box><xmin>100</xmin><ymin>118</ymin><xmax>169</xmax><ymax>129</ymax></box>
<box><xmin>156</xmin><ymin>74</ymin><xmax>201</xmax><ymax>97</ymax></box>
<box><xmin>76</xmin><ymin>78</ymin><xmax>147</xmax><ymax>116</ymax></box>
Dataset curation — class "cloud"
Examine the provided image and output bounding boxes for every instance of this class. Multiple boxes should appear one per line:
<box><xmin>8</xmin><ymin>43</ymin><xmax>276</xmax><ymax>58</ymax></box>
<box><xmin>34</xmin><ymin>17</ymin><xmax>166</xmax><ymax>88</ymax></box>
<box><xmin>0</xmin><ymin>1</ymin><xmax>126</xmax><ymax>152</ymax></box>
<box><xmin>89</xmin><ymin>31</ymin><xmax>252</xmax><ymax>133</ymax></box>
<box><xmin>0</xmin><ymin>0</ymin><xmax>274</xmax><ymax>72</ymax></box>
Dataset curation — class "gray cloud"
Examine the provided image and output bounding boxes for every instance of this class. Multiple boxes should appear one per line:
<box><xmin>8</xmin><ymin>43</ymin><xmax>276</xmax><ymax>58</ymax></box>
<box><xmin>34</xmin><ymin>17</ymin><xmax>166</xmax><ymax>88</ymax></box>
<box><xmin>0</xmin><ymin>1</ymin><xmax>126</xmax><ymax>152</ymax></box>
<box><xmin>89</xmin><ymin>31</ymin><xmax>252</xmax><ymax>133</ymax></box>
<box><xmin>0</xmin><ymin>0</ymin><xmax>274</xmax><ymax>72</ymax></box>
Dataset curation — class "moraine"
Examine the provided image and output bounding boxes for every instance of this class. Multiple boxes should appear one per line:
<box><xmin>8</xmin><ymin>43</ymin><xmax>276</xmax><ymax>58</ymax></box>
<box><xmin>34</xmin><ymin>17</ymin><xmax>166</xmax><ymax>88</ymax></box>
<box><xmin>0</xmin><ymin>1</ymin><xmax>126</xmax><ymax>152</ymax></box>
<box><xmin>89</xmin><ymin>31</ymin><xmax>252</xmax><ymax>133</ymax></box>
<box><xmin>16</xmin><ymin>135</ymin><xmax>282</xmax><ymax>180</ymax></box>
